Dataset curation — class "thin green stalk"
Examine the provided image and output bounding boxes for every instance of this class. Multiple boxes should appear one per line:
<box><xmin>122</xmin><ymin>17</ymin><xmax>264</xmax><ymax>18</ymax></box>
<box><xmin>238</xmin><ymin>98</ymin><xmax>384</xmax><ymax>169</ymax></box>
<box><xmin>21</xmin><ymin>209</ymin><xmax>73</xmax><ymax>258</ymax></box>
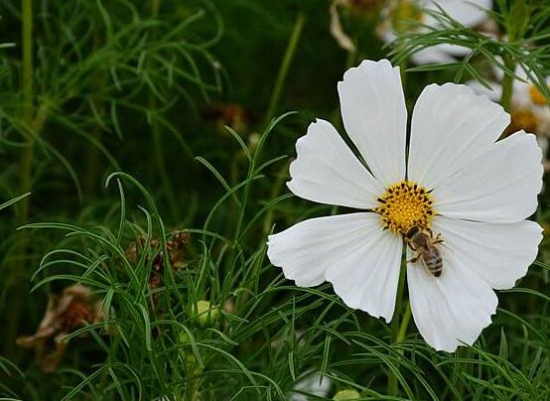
<box><xmin>399</xmin><ymin>59</ymin><xmax>407</xmax><ymax>96</ymax></box>
<box><xmin>151</xmin><ymin>0</ymin><xmax>160</xmax><ymax>14</ymax></box>
<box><xmin>20</xmin><ymin>0</ymin><xmax>34</xmax><ymax>222</ymax></box>
<box><xmin>151</xmin><ymin>104</ymin><xmax>179</xmax><ymax>221</ymax></box>
<box><xmin>388</xmin><ymin>259</ymin><xmax>407</xmax><ymax>396</ymax></box>
<box><xmin>84</xmin><ymin>33</ymin><xmax>105</xmax><ymax>196</ymax></box>
<box><xmin>500</xmin><ymin>56</ymin><xmax>516</xmax><ymax>112</ymax></box>
<box><xmin>261</xmin><ymin>161</ymin><xmax>290</xmax><ymax>238</ymax></box>
<box><xmin>265</xmin><ymin>12</ymin><xmax>305</xmax><ymax>122</ymax></box>
<box><xmin>149</xmin><ymin>0</ymin><xmax>179</xmax><ymax>222</ymax></box>
<box><xmin>397</xmin><ymin>301</ymin><xmax>411</xmax><ymax>344</ymax></box>
<box><xmin>7</xmin><ymin>0</ymin><xmax>34</xmax><ymax>361</ymax></box>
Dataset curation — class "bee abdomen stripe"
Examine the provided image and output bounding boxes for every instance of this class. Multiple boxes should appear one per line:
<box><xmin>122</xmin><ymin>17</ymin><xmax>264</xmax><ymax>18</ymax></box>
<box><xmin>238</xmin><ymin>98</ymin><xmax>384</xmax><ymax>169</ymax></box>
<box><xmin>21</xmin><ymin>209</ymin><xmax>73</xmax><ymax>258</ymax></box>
<box><xmin>426</xmin><ymin>258</ymin><xmax>443</xmax><ymax>273</ymax></box>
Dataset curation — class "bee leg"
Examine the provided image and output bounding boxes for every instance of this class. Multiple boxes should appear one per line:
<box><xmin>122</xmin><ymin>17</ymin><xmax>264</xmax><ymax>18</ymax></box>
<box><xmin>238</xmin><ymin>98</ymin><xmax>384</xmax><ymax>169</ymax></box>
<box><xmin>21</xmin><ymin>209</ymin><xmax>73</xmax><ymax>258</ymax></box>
<box><xmin>434</xmin><ymin>233</ymin><xmax>444</xmax><ymax>244</ymax></box>
<box><xmin>407</xmin><ymin>256</ymin><xmax>419</xmax><ymax>264</ymax></box>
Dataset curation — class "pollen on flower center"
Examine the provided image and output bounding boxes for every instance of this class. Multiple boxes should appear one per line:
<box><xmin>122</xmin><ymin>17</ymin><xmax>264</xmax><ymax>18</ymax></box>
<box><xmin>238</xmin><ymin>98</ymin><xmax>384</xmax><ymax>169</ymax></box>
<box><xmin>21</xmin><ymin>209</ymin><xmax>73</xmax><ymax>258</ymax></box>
<box><xmin>507</xmin><ymin>108</ymin><xmax>540</xmax><ymax>135</ymax></box>
<box><xmin>374</xmin><ymin>180</ymin><xmax>435</xmax><ymax>235</ymax></box>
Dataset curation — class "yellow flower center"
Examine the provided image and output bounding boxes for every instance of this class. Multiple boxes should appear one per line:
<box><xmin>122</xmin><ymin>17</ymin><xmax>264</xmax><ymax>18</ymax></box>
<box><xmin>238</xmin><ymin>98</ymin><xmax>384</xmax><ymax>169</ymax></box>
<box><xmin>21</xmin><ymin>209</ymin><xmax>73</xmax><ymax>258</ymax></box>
<box><xmin>391</xmin><ymin>1</ymin><xmax>424</xmax><ymax>35</ymax></box>
<box><xmin>374</xmin><ymin>180</ymin><xmax>435</xmax><ymax>235</ymax></box>
<box><xmin>529</xmin><ymin>84</ymin><xmax>550</xmax><ymax>106</ymax></box>
<box><xmin>507</xmin><ymin>108</ymin><xmax>540</xmax><ymax>135</ymax></box>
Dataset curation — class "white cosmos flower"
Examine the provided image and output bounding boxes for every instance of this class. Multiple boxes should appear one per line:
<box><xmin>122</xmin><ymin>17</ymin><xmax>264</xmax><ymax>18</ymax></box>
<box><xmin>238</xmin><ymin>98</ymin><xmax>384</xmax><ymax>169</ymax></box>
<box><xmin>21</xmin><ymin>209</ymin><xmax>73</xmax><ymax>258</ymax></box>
<box><xmin>267</xmin><ymin>59</ymin><xmax>543</xmax><ymax>352</ymax></box>
<box><xmin>466</xmin><ymin>68</ymin><xmax>550</xmax><ymax>148</ymax></box>
<box><xmin>377</xmin><ymin>0</ymin><xmax>493</xmax><ymax>65</ymax></box>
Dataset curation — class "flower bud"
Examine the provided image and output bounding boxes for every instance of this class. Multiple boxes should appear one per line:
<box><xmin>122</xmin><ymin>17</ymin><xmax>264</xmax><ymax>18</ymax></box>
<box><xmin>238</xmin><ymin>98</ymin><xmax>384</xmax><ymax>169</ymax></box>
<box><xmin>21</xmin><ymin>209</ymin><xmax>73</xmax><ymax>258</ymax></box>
<box><xmin>333</xmin><ymin>389</ymin><xmax>361</xmax><ymax>400</ymax></box>
<box><xmin>193</xmin><ymin>300</ymin><xmax>220</xmax><ymax>326</ymax></box>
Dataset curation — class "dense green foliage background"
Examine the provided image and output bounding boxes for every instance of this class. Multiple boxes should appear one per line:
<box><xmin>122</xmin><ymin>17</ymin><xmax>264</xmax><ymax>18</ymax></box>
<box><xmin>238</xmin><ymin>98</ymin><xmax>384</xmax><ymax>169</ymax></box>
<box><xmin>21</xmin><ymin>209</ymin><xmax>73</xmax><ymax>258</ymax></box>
<box><xmin>0</xmin><ymin>0</ymin><xmax>549</xmax><ymax>399</ymax></box>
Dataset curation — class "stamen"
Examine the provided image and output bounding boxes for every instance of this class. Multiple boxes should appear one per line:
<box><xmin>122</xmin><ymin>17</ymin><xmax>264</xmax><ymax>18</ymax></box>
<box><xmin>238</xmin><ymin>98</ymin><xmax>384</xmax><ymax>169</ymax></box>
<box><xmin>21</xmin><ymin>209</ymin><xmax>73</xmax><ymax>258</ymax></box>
<box><xmin>529</xmin><ymin>84</ymin><xmax>550</xmax><ymax>106</ymax></box>
<box><xmin>374</xmin><ymin>180</ymin><xmax>435</xmax><ymax>235</ymax></box>
<box><xmin>506</xmin><ymin>108</ymin><xmax>539</xmax><ymax>136</ymax></box>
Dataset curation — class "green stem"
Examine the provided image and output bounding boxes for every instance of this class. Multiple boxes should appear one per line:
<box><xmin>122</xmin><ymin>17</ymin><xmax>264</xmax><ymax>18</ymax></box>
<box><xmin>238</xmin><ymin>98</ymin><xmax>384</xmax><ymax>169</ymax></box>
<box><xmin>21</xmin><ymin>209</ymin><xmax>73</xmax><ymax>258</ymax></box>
<box><xmin>388</xmin><ymin>259</ymin><xmax>407</xmax><ymax>396</ymax></box>
<box><xmin>261</xmin><ymin>161</ymin><xmax>290</xmax><ymax>238</ymax></box>
<box><xmin>7</xmin><ymin>0</ymin><xmax>34</xmax><ymax>361</ymax></box>
<box><xmin>500</xmin><ymin>56</ymin><xmax>516</xmax><ymax>112</ymax></box>
<box><xmin>265</xmin><ymin>12</ymin><xmax>305</xmax><ymax>122</ymax></box>
<box><xmin>149</xmin><ymin>0</ymin><xmax>179</xmax><ymax>222</ymax></box>
<box><xmin>151</xmin><ymin>104</ymin><xmax>179</xmax><ymax>220</ymax></box>
<box><xmin>84</xmin><ymin>33</ymin><xmax>105</xmax><ymax>196</ymax></box>
<box><xmin>397</xmin><ymin>301</ymin><xmax>411</xmax><ymax>344</ymax></box>
<box><xmin>20</xmin><ymin>0</ymin><xmax>34</xmax><ymax>223</ymax></box>
<box><xmin>151</xmin><ymin>0</ymin><xmax>160</xmax><ymax>14</ymax></box>
<box><xmin>399</xmin><ymin>59</ymin><xmax>407</xmax><ymax>97</ymax></box>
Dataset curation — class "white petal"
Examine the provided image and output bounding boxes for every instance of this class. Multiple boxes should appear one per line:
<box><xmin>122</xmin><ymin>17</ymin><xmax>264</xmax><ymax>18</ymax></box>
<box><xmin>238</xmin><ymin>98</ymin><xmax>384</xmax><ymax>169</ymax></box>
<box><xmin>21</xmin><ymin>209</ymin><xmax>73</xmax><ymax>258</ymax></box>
<box><xmin>407</xmin><ymin>246</ymin><xmax>498</xmax><ymax>352</ymax></box>
<box><xmin>287</xmin><ymin>119</ymin><xmax>384</xmax><ymax>209</ymax></box>
<box><xmin>408</xmin><ymin>83</ymin><xmax>510</xmax><ymax>189</ymax></box>
<box><xmin>268</xmin><ymin>213</ymin><xmax>377</xmax><ymax>287</ymax></box>
<box><xmin>433</xmin><ymin>132</ymin><xmax>543</xmax><ymax>223</ymax></box>
<box><xmin>324</xmin><ymin>218</ymin><xmax>403</xmax><ymax>322</ymax></box>
<box><xmin>338</xmin><ymin>59</ymin><xmax>407</xmax><ymax>186</ymax></box>
<box><xmin>432</xmin><ymin>216</ymin><xmax>542</xmax><ymax>290</ymax></box>
<box><xmin>267</xmin><ymin>213</ymin><xmax>402</xmax><ymax>322</ymax></box>
<box><xmin>425</xmin><ymin>0</ymin><xmax>492</xmax><ymax>28</ymax></box>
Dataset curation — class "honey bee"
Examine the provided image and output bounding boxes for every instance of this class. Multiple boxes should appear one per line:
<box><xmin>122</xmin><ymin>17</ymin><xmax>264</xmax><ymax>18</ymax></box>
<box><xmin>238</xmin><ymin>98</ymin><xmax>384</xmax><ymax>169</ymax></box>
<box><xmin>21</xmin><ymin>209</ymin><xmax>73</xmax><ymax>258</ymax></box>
<box><xmin>405</xmin><ymin>226</ymin><xmax>444</xmax><ymax>277</ymax></box>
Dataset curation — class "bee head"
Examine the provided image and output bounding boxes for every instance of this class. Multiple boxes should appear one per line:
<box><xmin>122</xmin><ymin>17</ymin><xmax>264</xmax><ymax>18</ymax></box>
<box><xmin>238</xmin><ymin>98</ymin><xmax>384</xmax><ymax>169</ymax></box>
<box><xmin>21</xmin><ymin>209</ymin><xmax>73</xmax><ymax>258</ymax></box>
<box><xmin>405</xmin><ymin>226</ymin><xmax>420</xmax><ymax>239</ymax></box>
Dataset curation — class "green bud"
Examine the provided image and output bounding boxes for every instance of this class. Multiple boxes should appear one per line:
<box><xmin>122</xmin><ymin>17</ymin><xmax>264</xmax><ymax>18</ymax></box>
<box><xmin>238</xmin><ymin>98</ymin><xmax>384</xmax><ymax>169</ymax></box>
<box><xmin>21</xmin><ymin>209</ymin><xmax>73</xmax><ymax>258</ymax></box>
<box><xmin>178</xmin><ymin>332</ymin><xmax>191</xmax><ymax>345</ymax></box>
<box><xmin>193</xmin><ymin>300</ymin><xmax>220</xmax><ymax>326</ymax></box>
<box><xmin>333</xmin><ymin>389</ymin><xmax>361</xmax><ymax>400</ymax></box>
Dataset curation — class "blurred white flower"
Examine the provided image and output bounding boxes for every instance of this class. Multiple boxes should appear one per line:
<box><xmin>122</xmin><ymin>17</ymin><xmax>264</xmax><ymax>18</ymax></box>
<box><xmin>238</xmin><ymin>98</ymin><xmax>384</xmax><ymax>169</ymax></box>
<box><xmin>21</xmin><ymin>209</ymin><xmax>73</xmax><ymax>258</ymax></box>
<box><xmin>377</xmin><ymin>0</ymin><xmax>493</xmax><ymax>64</ymax></box>
<box><xmin>290</xmin><ymin>371</ymin><xmax>332</xmax><ymax>401</ymax></box>
<box><xmin>267</xmin><ymin>59</ymin><xmax>543</xmax><ymax>352</ymax></box>
<box><xmin>466</xmin><ymin>67</ymin><xmax>550</xmax><ymax>154</ymax></box>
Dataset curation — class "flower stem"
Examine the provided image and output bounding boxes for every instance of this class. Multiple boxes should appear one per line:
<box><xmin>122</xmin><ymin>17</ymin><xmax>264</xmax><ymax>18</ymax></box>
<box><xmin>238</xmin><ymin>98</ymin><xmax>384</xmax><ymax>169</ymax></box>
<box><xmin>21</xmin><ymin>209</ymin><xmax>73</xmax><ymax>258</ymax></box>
<box><xmin>500</xmin><ymin>56</ymin><xmax>516</xmax><ymax>112</ymax></box>
<box><xmin>20</xmin><ymin>0</ymin><xmax>34</xmax><ymax>223</ymax></box>
<box><xmin>149</xmin><ymin>0</ymin><xmax>179</xmax><ymax>221</ymax></box>
<box><xmin>399</xmin><ymin>59</ymin><xmax>407</xmax><ymax>95</ymax></box>
<box><xmin>265</xmin><ymin>12</ymin><xmax>305</xmax><ymax>122</ymax></box>
<box><xmin>84</xmin><ymin>33</ymin><xmax>105</xmax><ymax>196</ymax></box>
<box><xmin>397</xmin><ymin>301</ymin><xmax>411</xmax><ymax>344</ymax></box>
<box><xmin>388</xmin><ymin>259</ymin><xmax>407</xmax><ymax>396</ymax></box>
<box><xmin>7</xmin><ymin>0</ymin><xmax>34</xmax><ymax>361</ymax></box>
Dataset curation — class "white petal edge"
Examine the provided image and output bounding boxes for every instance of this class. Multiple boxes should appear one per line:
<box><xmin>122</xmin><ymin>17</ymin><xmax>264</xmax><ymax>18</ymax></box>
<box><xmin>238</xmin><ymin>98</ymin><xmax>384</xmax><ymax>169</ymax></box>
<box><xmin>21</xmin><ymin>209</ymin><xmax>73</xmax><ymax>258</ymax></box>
<box><xmin>433</xmin><ymin>131</ymin><xmax>543</xmax><ymax>223</ymax></box>
<box><xmin>432</xmin><ymin>216</ymin><xmax>542</xmax><ymax>290</ymax></box>
<box><xmin>338</xmin><ymin>59</ymin><xmax>407</xmax><ymax>186</ymax></box>
<box><xmin>407</xmin><ymin>246</ymin><xmax>498</xmax><ymax>352</ymax></box>
<box><xmin>408</xmin><ymin>83</ymin><xmax>510</xmax><ymax>189</ymax></box>
<box><xmin>287</xmin><ymin>119</ymin><xmax>385</xmax><ymax>210</ymax></box>
<box><xmin>267</xmin><ymin>213</ymin><xmax>402</xmax><ymax>322</ymax></box>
